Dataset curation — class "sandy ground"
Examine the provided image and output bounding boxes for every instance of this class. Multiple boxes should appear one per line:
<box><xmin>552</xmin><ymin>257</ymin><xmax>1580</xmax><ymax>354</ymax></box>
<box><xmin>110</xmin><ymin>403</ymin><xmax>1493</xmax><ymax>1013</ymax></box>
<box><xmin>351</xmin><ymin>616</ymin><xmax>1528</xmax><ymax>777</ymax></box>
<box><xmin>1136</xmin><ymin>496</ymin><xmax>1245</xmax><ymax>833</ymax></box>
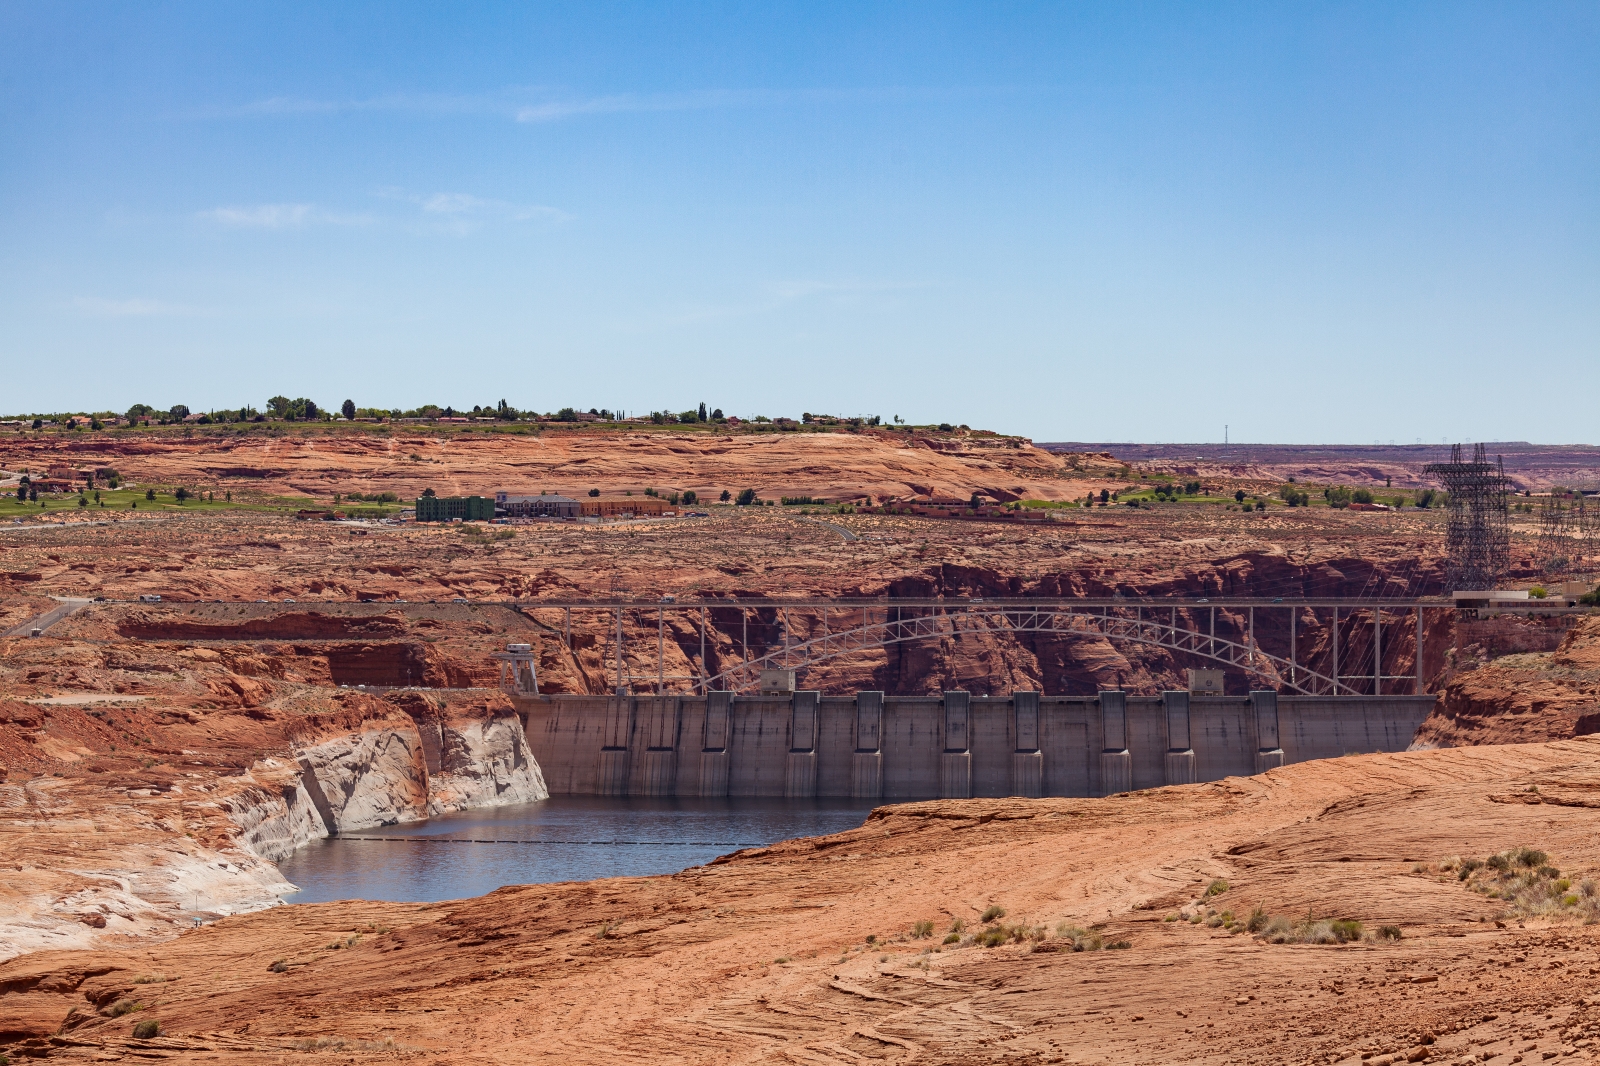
<box><xmin>7</xmin><ymin>737</ymin><xmax>1600</xmax><ymax>1063</ymax></box>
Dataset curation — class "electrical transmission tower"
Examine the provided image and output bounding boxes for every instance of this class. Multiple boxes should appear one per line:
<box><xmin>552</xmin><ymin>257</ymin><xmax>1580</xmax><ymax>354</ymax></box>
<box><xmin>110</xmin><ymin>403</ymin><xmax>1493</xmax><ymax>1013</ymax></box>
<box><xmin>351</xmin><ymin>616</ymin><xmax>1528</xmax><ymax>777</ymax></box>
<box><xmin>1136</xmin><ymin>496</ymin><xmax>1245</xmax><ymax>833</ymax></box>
<box><xmin>1576</xmin><ymin>494</ymin><xmax>1599</xmax><ymax>583</ymax></box>
<box><xmin>1536</xmin><ymin>494</ymin><xmax>1573</xmax><ymax>585</ymax></box>
<box><xmin>1423</xmin><ymin>443</ymin><xmax>1510</xmax><ymax>591</ymax></box>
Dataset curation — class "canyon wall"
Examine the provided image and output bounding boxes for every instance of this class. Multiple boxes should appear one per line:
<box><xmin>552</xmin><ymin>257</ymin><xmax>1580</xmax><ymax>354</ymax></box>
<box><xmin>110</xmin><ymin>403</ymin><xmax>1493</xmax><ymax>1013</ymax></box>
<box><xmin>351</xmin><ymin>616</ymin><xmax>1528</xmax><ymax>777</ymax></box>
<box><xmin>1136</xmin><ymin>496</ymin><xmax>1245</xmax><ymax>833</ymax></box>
<box><xmin>1412</xmin><ymin>616</ymin><xmax>1600</xmax><ymax>748</ymax></box>
<box><xmin>0</xmin><ymin>691</ymin><xmax>547</xmax><ymax>962</ymax></box>
<box><xmin>227</xmin><ymin>693</ymin><xmax>547</xmax><ymax>864</ymax></box>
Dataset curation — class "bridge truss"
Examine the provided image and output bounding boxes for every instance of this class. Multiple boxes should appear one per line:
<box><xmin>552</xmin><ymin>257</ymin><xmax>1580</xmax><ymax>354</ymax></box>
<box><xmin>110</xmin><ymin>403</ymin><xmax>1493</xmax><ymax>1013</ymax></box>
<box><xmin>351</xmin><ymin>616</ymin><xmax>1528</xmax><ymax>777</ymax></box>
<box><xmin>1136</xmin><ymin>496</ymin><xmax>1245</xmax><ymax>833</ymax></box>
<box><xmin>513</xmin><ymin>597</ymin><xmax>1446</xmax><ymax>698</ymax></box>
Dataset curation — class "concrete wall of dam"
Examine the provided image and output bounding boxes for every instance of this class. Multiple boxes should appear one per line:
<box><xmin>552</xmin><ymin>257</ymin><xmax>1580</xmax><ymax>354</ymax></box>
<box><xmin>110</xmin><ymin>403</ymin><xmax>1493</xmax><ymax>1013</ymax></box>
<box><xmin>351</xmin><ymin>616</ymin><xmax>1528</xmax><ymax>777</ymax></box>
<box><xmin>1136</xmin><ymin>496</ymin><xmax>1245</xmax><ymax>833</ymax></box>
<box><xmin>515</xmin><ymin>690</ymin><xmax>1436</xmax><ymax>800</ymax></box>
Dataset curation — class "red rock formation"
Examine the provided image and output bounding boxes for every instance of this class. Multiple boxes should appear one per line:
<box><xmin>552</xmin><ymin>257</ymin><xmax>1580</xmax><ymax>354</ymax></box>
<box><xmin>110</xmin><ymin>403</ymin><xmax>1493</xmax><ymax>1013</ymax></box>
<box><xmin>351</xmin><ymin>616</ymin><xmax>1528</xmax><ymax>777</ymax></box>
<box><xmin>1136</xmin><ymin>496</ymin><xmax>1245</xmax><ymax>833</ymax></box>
<box><xmin>1413</xmin><ymin>616</ymin><xmax>1600</xmax><ymax>748</ymax></box>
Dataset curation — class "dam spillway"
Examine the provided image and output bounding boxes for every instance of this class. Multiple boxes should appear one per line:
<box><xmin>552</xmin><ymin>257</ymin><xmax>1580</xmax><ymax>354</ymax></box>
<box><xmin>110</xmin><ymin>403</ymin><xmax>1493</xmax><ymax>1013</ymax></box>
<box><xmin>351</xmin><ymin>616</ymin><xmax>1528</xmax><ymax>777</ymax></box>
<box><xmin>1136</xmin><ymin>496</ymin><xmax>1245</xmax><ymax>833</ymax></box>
<box><xmin>516</xmin><ymin>690</ymin><xmax>1436</xmax><ymax>800</ymax></box>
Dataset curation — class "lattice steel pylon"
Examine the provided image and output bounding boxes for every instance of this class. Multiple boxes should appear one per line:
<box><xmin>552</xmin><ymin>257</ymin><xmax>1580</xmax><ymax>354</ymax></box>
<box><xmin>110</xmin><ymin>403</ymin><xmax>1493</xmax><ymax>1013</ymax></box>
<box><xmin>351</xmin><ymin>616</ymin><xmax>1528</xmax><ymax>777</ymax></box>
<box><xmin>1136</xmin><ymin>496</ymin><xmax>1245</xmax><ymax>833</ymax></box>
<box><xmin>1536</xmin><ymin>495</ymin><xmax>1573</xmax><ymax>584</ymax></box>
<box><xmin>1423</xmin><ymin>443</ymin><xmax>1510</xmax><ymax>591</ymax></box>
<box><xmin>1576</xmin><ymin>494</ymin><xmax>1599</xmax><ymax>584</ymax></box>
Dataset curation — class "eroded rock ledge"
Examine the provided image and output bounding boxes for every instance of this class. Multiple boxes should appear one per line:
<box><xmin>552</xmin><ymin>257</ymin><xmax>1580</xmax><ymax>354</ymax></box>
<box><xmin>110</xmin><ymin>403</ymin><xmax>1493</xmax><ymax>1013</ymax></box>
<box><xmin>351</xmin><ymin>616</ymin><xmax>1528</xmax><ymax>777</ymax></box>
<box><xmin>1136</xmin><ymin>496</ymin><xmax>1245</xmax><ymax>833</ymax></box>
<box><xmin>0</xmin><ymin>690</ymin><xmax>546</xmax><ymax>962</ymax></box>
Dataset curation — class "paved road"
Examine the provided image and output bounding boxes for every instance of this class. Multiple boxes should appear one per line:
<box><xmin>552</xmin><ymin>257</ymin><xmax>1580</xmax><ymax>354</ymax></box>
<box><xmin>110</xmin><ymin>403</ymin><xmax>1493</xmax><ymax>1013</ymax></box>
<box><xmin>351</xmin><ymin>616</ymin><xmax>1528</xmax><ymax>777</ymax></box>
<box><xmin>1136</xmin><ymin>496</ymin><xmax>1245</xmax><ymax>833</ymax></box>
<box><xmin>3</xmin><ymin>597</ymin><xmax>92</xmax><ymax>638</ymax></box>
<box><xmin>798</xmin><ymin>517</ymin><xmax>858</xmax><ymax>542</ymax></box>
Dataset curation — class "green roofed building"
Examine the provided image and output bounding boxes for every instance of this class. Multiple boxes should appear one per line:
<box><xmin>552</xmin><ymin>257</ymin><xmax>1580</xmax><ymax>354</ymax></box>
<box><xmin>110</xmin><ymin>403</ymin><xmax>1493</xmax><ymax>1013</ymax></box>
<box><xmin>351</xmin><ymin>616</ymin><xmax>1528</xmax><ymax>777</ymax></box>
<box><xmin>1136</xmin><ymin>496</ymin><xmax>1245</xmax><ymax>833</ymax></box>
<box><xmin>415</xmin><ymin>495</ymin><xmax>495</xmax><ymax>522</ymax></box>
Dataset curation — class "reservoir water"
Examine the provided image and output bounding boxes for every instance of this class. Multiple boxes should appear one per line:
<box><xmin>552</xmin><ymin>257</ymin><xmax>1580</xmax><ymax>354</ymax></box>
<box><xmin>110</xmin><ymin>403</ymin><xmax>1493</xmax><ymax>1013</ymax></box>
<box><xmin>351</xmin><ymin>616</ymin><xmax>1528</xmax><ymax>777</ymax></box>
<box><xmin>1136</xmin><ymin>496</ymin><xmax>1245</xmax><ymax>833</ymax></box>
<box><xmin>276</xmin><ymin>797</ymin><xmax>879</xmax><ymax>903</ymax></box>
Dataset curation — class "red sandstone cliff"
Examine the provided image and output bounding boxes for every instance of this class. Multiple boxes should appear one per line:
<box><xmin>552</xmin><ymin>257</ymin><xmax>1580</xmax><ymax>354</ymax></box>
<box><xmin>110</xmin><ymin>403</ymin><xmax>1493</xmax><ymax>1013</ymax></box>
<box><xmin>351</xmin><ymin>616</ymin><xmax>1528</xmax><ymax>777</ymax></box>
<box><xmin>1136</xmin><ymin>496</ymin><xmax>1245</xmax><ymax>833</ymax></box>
<box><xmin>1412</xmin><ymin>615</ymin><xmax>1600</xmax><ymax>748</ymax></box>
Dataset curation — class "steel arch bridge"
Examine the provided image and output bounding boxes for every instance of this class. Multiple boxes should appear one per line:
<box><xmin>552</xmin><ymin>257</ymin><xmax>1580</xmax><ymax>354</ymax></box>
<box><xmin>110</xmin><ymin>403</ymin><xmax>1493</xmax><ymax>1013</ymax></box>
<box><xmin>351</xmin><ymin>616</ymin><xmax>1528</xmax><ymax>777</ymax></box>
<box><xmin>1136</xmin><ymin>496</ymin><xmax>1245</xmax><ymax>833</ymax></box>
<box><xmin>511</xmin><ymin>597</ymin><xmax>1442</xmax><ymax>698</ymax></box>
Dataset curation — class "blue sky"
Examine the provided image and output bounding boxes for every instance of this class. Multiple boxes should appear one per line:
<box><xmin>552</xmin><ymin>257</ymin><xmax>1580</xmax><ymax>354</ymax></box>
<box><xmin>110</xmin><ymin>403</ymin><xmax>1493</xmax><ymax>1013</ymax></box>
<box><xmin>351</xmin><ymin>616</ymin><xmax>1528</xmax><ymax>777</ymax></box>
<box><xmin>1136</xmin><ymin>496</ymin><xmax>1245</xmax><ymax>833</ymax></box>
<box><xmin>1</xmin><ymin>2</ymin><xmax>1595</xmax><ymax>443</ymax></box>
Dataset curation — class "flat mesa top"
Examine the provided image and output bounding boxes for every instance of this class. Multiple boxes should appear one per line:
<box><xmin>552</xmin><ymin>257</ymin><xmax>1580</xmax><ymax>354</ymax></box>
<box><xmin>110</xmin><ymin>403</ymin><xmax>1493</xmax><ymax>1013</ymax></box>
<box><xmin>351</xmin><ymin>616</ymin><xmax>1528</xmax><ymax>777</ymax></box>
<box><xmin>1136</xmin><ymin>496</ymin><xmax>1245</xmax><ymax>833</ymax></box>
<box><xmin>92</xmin><ymin>596</ymin><xmax>1451</xmax><ymax>608</ymax></box>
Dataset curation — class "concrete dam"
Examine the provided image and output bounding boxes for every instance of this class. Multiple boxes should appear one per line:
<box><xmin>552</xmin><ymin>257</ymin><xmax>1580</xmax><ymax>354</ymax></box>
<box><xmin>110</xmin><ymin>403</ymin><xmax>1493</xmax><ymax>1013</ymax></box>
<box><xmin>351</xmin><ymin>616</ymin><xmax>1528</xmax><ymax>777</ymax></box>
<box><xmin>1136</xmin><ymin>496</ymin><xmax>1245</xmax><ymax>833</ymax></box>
<box><xmin>516</xmin><ymin>690</ymin><xmax>1436</xmax><ymax>800</ymax></box>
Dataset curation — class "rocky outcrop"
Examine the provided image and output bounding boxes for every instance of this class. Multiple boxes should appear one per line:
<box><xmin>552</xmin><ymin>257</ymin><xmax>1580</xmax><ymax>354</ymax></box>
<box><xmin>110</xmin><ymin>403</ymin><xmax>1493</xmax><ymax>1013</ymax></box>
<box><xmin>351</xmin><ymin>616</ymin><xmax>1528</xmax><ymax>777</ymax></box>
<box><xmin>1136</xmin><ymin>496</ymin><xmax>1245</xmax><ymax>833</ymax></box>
<box><xmin>0</xmin><ymin>687</ymin><xmax>550</xmax><ymax>960</ymax></box>
<box><xmin>232</xmin><ymin>691</ymin><xmax>547</xmax><ymax>864</ymax></box>
<box><xmin>1411</xmin><ymin>616</ymin><xmax>1600</xmax><ymax>748</ymax></box>
<box><xmin>116</xmin><ymin>610</ymin><xmax>408</xmax><ymax>641</ymax></box>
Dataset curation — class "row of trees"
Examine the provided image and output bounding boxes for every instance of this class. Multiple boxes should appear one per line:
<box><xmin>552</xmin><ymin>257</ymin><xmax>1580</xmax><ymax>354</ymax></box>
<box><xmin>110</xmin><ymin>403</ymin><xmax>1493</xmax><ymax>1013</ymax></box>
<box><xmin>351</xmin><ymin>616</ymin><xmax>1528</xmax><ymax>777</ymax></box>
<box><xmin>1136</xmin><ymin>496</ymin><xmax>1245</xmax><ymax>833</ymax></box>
<box><xmin>15</xmin><ymin>400</ymin><xmax>964</xmax><ymax>432</ymax></box>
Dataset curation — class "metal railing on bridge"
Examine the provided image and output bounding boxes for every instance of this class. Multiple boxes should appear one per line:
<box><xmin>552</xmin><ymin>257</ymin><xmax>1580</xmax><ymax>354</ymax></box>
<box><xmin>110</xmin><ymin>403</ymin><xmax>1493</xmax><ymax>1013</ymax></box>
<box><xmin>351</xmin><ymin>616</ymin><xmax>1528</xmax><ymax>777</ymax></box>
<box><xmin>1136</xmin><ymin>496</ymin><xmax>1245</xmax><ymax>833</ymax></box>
<box><xmin>504</xmin><ymin>596</ymin><xmax>1449</xmax><ymax>698</ymax></box>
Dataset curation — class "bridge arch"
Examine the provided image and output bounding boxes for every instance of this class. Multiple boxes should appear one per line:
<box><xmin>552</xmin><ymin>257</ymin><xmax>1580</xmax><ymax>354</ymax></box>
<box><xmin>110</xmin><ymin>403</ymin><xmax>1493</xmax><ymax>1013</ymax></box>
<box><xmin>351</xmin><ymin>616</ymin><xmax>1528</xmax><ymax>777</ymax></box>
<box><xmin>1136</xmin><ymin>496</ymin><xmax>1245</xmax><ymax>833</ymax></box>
<box><xmin>513</xmin><ymin>598</ymin><xmax>1428</xmax><ymax>698</ymax></box>
<box><xmin>699</xmin><ymin>606</ymin><xmax>1347</xmax><ymax>695</ymax></box>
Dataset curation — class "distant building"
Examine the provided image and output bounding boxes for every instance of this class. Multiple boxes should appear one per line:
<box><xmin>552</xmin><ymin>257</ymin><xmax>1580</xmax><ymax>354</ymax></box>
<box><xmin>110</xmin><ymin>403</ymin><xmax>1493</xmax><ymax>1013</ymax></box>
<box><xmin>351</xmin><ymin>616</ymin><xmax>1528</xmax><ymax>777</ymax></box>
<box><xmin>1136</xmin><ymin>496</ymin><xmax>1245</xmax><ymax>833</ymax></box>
<box><xmin>580</xmin><ymin>496</ymin><xmax>667</xmax><ymax>518</ymax></box>
<box><xmin>415</xmin><ymin>495</ymin><xmax>495</xmax><ymax>522</ymax></box>
<box><xmin>496</xmin><ymin>493</ymin><xmax>580</xmax><ymax>519</ymax></box>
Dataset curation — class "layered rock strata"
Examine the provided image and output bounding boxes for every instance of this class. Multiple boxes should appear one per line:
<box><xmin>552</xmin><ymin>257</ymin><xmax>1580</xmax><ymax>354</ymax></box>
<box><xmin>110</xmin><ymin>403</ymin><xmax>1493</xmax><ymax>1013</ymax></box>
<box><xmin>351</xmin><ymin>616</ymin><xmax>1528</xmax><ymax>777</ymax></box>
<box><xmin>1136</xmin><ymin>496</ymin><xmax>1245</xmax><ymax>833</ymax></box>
<box><xmin>0</xmin><ymin>691</ymin><xmax>546</xmax><ymax>961</ymax></box>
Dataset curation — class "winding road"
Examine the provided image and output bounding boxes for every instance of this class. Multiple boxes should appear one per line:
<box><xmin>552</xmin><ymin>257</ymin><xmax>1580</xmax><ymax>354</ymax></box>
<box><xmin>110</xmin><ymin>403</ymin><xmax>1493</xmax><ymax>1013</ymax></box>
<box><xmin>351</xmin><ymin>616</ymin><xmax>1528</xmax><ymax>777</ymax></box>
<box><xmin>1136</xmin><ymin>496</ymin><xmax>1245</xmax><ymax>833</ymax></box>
<box><xmin>2</xmin><ymin>597</ymin><xmax>92</xmax><ymax>638</ymax></box>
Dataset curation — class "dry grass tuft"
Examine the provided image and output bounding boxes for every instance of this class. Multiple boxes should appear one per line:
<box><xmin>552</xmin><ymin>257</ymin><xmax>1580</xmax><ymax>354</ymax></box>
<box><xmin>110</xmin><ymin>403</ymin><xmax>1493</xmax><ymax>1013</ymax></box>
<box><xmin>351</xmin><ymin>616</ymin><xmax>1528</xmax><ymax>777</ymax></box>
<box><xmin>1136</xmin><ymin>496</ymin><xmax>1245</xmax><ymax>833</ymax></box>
<box><xmin>1434</xmin><ymin>847</ymin><xmax>1599</xmax><ymax>923</ymax></box>
<box><xmin>1259</xmin><ymin>915</ymin><xmax>1364</xmax><ymax>944</ymax></box>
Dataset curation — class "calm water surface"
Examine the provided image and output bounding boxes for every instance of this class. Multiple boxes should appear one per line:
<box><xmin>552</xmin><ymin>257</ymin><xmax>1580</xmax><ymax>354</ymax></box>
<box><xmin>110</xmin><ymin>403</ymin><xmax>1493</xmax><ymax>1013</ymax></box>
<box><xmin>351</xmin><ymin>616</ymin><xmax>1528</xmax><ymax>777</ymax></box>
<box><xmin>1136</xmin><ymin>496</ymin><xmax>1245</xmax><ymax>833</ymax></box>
<box><xmin>276</xmin><ymin>797</ymin><xmax>878</xmax><ymax>903</ymax></box>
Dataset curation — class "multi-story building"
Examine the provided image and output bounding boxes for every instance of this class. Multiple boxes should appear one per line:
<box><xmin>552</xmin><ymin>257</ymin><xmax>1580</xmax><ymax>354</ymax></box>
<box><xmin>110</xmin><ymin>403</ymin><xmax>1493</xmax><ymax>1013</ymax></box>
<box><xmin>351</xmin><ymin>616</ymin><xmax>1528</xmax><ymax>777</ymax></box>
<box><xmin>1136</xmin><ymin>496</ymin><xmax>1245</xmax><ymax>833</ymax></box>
<box><xmin>495</xmin><ymin>493</ymin><xmax>581</xmax><ymax>519</ymax></box>
<box><xmin>579</xmin><ymin>496</ymin><xmax>668</xmax><ymax>517</ymax></box>
<box><xmin>414</xmin><ymin>495</ymin><xmax>495</xmax><ymax>522</ymax></box>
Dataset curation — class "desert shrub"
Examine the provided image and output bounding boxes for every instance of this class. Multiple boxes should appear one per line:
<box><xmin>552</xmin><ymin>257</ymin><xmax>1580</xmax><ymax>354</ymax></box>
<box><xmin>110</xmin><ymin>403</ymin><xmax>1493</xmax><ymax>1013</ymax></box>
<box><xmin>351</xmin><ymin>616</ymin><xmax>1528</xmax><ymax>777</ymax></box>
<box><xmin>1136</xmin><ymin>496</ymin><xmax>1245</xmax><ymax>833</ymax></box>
<box><xmin>1260</xmin><ymin>917</ymin><xmax>1362</xmax><ymax>944</ymax></box>
<box><xmin>1330</xmin><ymin>920</ymin><xmax>1364</xmax><ymax>942</ymax></box>
<box><xmin>1054</xmin><ymin>924</ymin><xmax>1105</xmax><ymax>952</ymax></box>
<box><xmin>1376</xmin><ymin>925</ymin><xmax>1402</xmax><ymax>940</ymax></box>
<box><xmin>949</xmin><ymin>918</ymin><xmax>965</xmax><ymax>934</ymax></box>
<box><xmin>132</xmin><ymin>1020</ymin><xmax>159</xmax><ymax>1040</ymax></box>
<box><xmin>865</xmin><ymin>934</ymin><xmax>877</xmax><ymax>945</ymax></box>
<box><xmin>943</xmin><ymin>932</ymin><xmax>961</xmax><ymax>944</ymax></box>
<box><xmin>911</xmin><ymin>920</ymin><xmax>934</xmax><ymax>939</ymax></box>
<box><xmin>268</xmin><ymin>959</ymin><xmax>289</xmax><ymax>973</ymax></box>
<box><xmin>1443</xmin><ymin>848</ymin><xmax>1597</xmax><ymax>922</ymax></box>
<box><xmin>774</xmin><ymin>956</ymin><xmax>790</xmax><ymax>964</ymax></box>
<box><xmin>1458</xmin><ymin>858</ymin><xmax>1484</xmax><ymax>881</ymax></box>
<box><xmin>131</xmin><ymin>974</ymin><xmax>166</xmax><ymax>984</ymax></box>
<box><xmin>107</xmin><ymin>999</ymin><xmax>143</xmax><ymax>1017</ymax></box>
<box><xmin>1246</xmin><ymin>906</ymin><xmax>1269</xmax><ymax>933</ymax></box>
<box><xmin>980</xmin><ymin>905</ymin><xmax>1006</xmax><ymax>923</ymax></box>
<box><xmin>1205</xmin><ymin>879</ymin><xmax>1229</xmax><ymax>897</ymax></box>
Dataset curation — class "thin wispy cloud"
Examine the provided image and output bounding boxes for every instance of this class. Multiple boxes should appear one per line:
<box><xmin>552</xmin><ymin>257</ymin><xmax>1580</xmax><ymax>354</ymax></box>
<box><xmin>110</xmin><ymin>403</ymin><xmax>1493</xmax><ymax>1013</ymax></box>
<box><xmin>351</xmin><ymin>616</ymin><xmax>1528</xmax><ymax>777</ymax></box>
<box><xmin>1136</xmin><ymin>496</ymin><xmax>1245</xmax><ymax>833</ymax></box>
<box><xmin>71</xmin><ymin>296</ymin><xmax>203</xmax><ymax>317</ymax></box>
<box><xmin>664</xmin><ymin>278</ymin><xmax>931</xmax><ymax>327</ymax></box>
<box><xmin>196</xmin><ymin>85</ymin><xmax>1008</xmax><ymax>125</ymax></box>
<box><xmin>197</xmin><ymin>203</ymin><xmax>374</xmax><ymax>228</ymax></box>
<box><xmin>192</xmin><ymin>192</ymin><xmax>564</xmax><ymax>237</ymax></box>
<box><xmin>377</xmin><ymin>187</ymin><xmax>567</xmax><ymax>230</ymax></box>
<box><xmin>513</xmin><ymin>89</ymin><xmax>769</xmax><ymax>123</ymax></box>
